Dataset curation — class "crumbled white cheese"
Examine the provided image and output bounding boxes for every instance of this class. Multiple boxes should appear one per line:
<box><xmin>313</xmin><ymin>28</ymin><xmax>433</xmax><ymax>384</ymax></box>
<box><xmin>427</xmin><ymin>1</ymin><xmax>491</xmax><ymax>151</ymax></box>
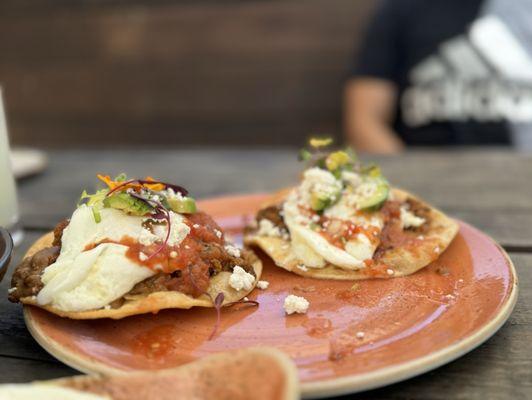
<box><xmin>256</xmin><ymin>280</ymin><xmax>269</xmax><ymax>290</ymax></box>
<box><xmin>224</xmin><ymin>244</ymin><xmax>241</xmax><ymax>258</ymax></box>
<box><xmin>229</xmin><ymin>266</ymin><xmax>255</xmax><ymax>291</ymax></box>
<box><xmin>193</xmin><ymin>224</ymin><xmax>200</xmax><ymax>229</ymax></box>
<box><xmin>283</xmin><ymin>295</ymin><xmax>309</xmax><ymax>315</ymax></box>
<box><xmin>341</xmin><ymin>171</ymin><xmax>363</xmax><ymax>187</ymax></box>
<box><xmin>138</xmin><ymin>252</ymin><xmax>148</xmax><ymax>261</ymax></box>
<box><xmin>215</xmin><ymin>229</ymin><xmax>222</xmax><ymax>239</ymax></box>
<box><xmin>355</xmin><ymin>180</ymin><xmax>378</xmax><ymax>201</ymax></box>
<box><xmin>164</xmin><ymin>188</ymin><xmax>184</xmax><ymax>200</ymax></box>
<box><xmin>434</xmin><ymin>246</ymin><xmax>441</xmax><ymax>254</ymax></box>
<box><xmin>400</xmin><ymin>205</ymin><xmax>426</xmax><ymax>229</ymax></box>
<box><xmin>169</xmin><ymin>251</ymin><xmax>177</xmax><ymax>258</ymax></box>
<box><xmin>386</xmin><ymin>268</ymin><xmax>394</xmax><ymax>276</ymax></box>
<box><xmin>152</xmin><ymin>211</ymin><xmax>191</xmax><ymax>247</ymax></box>
<box><xmin>139</xmin><ymin>228</ymin><xmax>159</xmax><ymax>246</ymax></box>
<box><xmin>356</xmin><ymin>331</ymin><xmax>365</xmax><ymax>339</ymax></box>
<box><xmin>301</xmin><ymin>168</ymin><xmax>342</xmax><ymax>200</ymax></box>
<box><xmin>257</xmin><ymin>219</ymin><xmax>283</xmax><ymax>238</ymax></box>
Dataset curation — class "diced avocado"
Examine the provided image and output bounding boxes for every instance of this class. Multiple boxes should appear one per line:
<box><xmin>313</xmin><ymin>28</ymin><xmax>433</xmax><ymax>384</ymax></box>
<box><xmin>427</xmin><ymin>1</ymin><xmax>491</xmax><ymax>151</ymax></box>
<box><xmin>325</xmin><ymin>150</ymin><xmax>352</xmax><ymax>172</ymax></box>
<box><xmin>310</xmin><ymin>188</ymin><xmax>341</xmax><ymax>212</ymax></box>
<box><xmin>356</xmin><ymin>177</ymin><xmax>389</xmax><ymax>210</ymax></box>
<box><xmin>103</xmin><ymin>192</ymin><xmax>152</xmax><ymax>216</ymax></box>
<box><xmin>167</xmin><ymin>196</ymin><xmax>197</xmax><ymax>214</ymax></box>
<box><xmin>310</xmin><ymin>192</ymin><xmax>330</xmax><ymax>211</ymax></box>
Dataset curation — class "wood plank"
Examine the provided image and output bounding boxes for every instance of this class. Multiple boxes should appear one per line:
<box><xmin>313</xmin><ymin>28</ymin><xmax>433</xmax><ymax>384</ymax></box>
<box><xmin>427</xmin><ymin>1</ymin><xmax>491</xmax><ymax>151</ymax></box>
<box><xmin>0</xmin><ymin>250</ymin><xmax>529</xmax><ymax>398</ymax></box>
<box><xmin>0</xmin><ymin>357</ymin><xmax>75</xmax><ymax>384</ymax></box>
<box><xmin>15</xmin><ymin>149</ymin><xmax>532</xmax><ymax>248</ymax></box>
<box><xmin>0</xmin><ymin>0</ymin><xmax>375</xmax><ymax>146</ymax></box>
<box><xmin>0</xmin><ymin>231</ymin><xmax>64</xmax><ymax>364</ymax></box>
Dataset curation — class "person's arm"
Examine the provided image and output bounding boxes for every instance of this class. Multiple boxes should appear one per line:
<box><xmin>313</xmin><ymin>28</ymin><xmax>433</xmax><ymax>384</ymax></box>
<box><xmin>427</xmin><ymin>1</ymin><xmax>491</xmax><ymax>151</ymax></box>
<box><xmin>344</xmin><ymin>0</ymin><xmax>406</xmax><ymax>153</ymax></box>
<box><xmin>344</xmin><ymin>78</ymin><xmax>404</xmax><ymax>154</ymax></box>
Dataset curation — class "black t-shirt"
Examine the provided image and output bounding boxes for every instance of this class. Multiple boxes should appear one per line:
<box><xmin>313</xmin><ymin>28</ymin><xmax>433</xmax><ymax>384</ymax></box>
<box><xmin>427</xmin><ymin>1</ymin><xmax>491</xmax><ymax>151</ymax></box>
<box><xmin>352</xmin><ymin>0</ymin><xmax>518</xmax><ymax>146</ymax></box>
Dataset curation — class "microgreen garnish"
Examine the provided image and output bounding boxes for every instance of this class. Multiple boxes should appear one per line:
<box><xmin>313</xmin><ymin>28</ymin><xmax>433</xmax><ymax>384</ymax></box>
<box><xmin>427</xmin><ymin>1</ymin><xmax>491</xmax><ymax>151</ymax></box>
<box><xmin>299</xmin><ymin>137</ymin><xmax>357</xmax><ymax>177</ymax></box>
<box><xmin>209</xmin><ymin>292</ymin><xmax>225</xmax><ymax>340</ymax></box>
<box><xmin>188</xmin><ymin>265</ymin><xmax>259</xmax><ymax>341</ymax></box>
<box><xmin>208</xmin><ymin>292</ymin><xmax>259</xmax><ymax>340</ymax></box>
<box><xmin>78</xmin><ymin>174</ymin><xmax>195</xmax><ymax>250</ymax></box>
<box><xmin>128</xmin><ymin>192</ymin><xmax>172</xmax><ymax>261</ymax></box>
<box><xmin>105</xmin><ymin>178</ymin><xmax>188</xmax><ymax>197</ymax></box>
<box><xmin>298</xmin><ymin>138</ymin><xmax>390</xmax><ymax>211</ymax></box>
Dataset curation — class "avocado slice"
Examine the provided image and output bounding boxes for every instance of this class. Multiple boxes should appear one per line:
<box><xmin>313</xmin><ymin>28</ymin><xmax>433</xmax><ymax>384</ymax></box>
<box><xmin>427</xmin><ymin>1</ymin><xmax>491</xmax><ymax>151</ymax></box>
<box><xmin>310</xmin><ymin>188</ymin><xmax>341</xmax><ymax>212</ymax></box>
<box><xmin>167</xmin><ymin>196</ymin><xmax>197</xmax><ymax>214</ymax></box>
<box><xmin>355</xmin><ymin>177</ymin><xmax>389</xmax><ymax>210</ymax></box>
<box><xmin>103</xmin><ymin>192</ymin><xmax>152</xmax><ymax>216</ymax></box>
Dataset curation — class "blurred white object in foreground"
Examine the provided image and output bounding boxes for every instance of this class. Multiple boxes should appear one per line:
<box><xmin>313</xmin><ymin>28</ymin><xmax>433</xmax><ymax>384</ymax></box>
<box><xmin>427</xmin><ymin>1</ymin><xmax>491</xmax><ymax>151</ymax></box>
<box><xmin>0</xmin><ymin>88</ymin><xmax>23</xmax><ymax>245</ymax></box>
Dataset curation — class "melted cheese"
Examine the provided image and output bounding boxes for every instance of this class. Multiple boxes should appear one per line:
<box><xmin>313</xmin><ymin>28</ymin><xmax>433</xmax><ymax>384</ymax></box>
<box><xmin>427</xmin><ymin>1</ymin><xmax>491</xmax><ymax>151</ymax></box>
<box><xmin>37</xmin><ymin>205</ymin><xmax>190</xmax><ymax>312</ymax></box>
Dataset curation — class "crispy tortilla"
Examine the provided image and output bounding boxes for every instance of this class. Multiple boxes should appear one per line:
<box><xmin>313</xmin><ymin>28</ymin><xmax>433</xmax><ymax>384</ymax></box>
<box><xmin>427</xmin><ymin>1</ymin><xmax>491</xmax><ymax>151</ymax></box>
<box><xmin>19</xmin><ymin>232</ymin><xmax>263</xmax><ymax>319</ymax></box>
<box><xmin>244</xmin><ymin>188</ymin><xmax>458</xmax><ymax>280</ymax></box>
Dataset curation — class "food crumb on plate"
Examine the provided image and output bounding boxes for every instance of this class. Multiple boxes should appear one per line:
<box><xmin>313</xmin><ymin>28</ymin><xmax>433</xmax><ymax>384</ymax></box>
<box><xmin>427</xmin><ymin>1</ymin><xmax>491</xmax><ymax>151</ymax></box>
<box><xmin>256</xmin><ymin>280</ymin><xmax>269</xmax><ymax>290</ymax></box>
<box><xmin>284</xmin><ymin>295</ymin><xmax>309</xmax><ymax>315</ymax></box>
<box><xmin>229</xmin><ymin>266</ymin><xmax>255</xmax><ymax>291</ymax></box>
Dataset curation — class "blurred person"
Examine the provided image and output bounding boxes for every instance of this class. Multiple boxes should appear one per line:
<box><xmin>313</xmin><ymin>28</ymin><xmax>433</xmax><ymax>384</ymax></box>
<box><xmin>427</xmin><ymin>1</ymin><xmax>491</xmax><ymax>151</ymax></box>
<box><xmin>345</xmin><ymin>0</ymin><xmax>532</xmax><ymax>153</ymax></box>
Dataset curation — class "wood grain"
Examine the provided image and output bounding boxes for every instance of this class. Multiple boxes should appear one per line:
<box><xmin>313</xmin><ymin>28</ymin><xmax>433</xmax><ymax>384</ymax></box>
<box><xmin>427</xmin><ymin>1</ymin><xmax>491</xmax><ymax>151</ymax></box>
<box><xmin>0</xmin><ymin>0</ymin><xmax>375</xmax><ymax>147</ymax></box>
<box><xmin>17</xmin><ymin>149</ymin><xmax>532</xmax><ymax>247</ymax></box>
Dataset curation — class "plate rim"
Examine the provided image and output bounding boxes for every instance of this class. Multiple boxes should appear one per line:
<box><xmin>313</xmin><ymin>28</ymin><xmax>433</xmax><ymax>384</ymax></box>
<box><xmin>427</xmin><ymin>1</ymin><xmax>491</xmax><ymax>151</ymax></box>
<box><xmin>23</xmin><ymin>194</ymin><xmax>519</xmax><ymax>398</ymax></box>
<box><xmin>301</xmin><ymin>237</ymin><xmax>518</xmax><ymax>398</ymax></box>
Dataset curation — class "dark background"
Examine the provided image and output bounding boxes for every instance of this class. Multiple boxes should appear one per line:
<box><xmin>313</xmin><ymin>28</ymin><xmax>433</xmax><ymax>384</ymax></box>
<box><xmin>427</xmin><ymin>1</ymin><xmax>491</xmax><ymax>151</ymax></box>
<box><xmin>0</xmin><ymin>0</ymin><xmax>376</xmax><ymax>147</ymax></box>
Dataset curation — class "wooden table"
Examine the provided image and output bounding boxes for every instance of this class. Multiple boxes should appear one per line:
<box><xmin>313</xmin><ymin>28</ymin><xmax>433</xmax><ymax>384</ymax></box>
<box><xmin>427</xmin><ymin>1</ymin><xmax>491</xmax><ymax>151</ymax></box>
<box><xmin>1</xmin><ymin>148</ymin><xmax>531</xmax><ymax>399</ymax></box>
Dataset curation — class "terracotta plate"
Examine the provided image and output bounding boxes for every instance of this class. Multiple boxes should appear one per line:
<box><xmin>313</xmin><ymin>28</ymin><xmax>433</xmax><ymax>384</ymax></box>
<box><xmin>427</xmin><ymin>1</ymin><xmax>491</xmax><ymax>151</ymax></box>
<box><xmin>24</xmin><ymin>194</ymin><xmax>518</xmax><ymax>398</ymax></box>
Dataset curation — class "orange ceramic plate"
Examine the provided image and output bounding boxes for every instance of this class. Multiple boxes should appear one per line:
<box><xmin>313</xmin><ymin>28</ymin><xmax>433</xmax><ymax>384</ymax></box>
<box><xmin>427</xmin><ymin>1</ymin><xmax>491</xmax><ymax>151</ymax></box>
<box><xmin>24</xmin><ymin>194</ymin><xmax>518</xmax><ymax>399</ymax></box>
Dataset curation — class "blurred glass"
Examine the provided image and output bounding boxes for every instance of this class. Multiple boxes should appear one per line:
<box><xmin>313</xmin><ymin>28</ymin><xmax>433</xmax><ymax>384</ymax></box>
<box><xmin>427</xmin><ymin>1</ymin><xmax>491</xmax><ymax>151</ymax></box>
<box><xmin>0</xmin><ymin>88</ymin><xmax>23</xmax><ymax>246</ymax></box>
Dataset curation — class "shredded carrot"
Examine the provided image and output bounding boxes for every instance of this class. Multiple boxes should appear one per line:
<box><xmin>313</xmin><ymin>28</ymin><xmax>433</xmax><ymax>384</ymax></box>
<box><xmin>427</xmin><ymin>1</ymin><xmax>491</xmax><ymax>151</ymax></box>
<box><xmin>143</xmin><ymin>176</ymin><xmax>165</xmax><ymax>191</ymax></box>
<box><xmin>97</xmin><ymin>174</ymin><xmax>165</xmax><ymax>193</ymax></box>
<box><xmin>97</xmin><ymin>174</ymin><xmax>119</xmax><ymax>189</ymax></box>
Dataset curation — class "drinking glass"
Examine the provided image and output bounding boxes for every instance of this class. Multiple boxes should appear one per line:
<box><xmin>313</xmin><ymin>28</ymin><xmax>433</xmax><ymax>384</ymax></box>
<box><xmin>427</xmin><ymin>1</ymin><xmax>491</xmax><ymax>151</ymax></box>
<box><xmin>0</xmin><ymin>88</ymin><xmax>23</xmax><ymax>246</ymax></box>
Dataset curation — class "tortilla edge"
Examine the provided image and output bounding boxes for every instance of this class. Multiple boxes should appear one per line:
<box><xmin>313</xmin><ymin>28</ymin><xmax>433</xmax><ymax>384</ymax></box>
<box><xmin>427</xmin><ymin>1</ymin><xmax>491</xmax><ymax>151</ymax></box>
<box><xmin>19</xmin><ymin>232</ymin><xmax>263</xmax><ymax>319</ymax></box>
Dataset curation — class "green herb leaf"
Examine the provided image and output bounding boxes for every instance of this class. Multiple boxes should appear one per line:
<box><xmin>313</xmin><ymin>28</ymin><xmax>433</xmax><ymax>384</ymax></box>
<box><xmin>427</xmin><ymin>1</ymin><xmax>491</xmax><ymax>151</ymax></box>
<box><xmin>92</xmin><ymin>207</ymin><xmax>102</xmax><ymax>223</ymax></box>
<box><xmin>114</xmin><ymin>173</ymin><xmax>128</xmax><ymax>182</ymax></box>
<box><xmin>298</xmin><ymin>148</ymin><xmax>312</xmax><ymax>162</ymax></box>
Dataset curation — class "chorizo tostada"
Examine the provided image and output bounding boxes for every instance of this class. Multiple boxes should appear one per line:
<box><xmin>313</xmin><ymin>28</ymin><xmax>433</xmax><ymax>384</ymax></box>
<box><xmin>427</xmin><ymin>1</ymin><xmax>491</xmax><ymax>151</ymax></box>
<box><xmin>9</xmin><ymin>174</ymin><xmax>262</xmax><ymax>319</ymax></box>
<box><xmin>244</xmin><ymin>139</ymin><xmax>458</xmax><ymax>280</ymax></box>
